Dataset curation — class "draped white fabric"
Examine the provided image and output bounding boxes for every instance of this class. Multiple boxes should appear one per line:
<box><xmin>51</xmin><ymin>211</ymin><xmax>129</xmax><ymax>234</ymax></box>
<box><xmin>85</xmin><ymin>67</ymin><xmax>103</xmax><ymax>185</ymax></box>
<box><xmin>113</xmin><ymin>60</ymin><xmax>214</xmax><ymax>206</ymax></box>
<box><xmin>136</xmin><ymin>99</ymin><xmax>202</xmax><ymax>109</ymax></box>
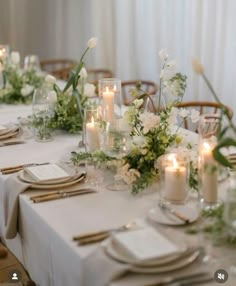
<box><xmin>0</xmin><ymin>0</ymin><xmax>236</xmax><ymax>117</ymax></box>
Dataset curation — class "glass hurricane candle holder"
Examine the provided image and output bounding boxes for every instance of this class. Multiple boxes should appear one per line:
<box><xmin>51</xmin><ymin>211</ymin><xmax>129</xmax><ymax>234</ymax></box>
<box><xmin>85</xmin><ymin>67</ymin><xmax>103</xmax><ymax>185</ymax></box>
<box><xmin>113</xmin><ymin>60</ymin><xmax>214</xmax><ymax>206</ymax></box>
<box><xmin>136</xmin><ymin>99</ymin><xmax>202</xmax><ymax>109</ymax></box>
<box><xmin>84</xmin><ymin>107</ymin><xmax>100</xmax><ymax>152</ymax></box>
<box><xmin>198</xmin><ymin>139</ymin><xmax>219</xmax><ymax>208</ymax></box>
<box><xmin>158</xmin><ymin>153</ymin><xmax>189</xmax><ymax>204</ymax></box>
<box><xmin>24</xmin><ymin>55</ymin><xmax>40</xmax><ymax>71</ymax></box>
<box><xmin>98</xmin><ymin>78</ymin><xmax>122</xmax><ymax>122</ymax></box>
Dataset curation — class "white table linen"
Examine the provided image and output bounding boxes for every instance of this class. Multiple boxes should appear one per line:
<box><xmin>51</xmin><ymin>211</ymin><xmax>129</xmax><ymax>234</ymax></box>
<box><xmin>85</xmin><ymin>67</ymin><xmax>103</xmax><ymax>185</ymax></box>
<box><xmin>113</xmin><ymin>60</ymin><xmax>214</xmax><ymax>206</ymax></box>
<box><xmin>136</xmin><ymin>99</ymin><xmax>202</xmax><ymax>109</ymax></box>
<box><xmin>0</xmin><ymin>105</ymin><xmax>235</xmax><ymax>286</ymax></box>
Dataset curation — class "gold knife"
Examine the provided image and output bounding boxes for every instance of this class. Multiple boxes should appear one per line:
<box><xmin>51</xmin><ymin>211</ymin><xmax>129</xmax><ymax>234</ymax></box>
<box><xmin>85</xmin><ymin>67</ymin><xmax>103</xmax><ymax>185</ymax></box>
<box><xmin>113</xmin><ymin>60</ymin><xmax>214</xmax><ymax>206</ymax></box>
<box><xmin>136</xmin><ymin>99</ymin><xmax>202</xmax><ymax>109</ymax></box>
<box><xmin>77</xmin><ymin>232</ymin><xmax>110</xmax><ymax>245</ymax></box>
<box><xmin>32</xmin><ymin>189</ymin><xmax>96</xmax><ymax>203</ymax></box>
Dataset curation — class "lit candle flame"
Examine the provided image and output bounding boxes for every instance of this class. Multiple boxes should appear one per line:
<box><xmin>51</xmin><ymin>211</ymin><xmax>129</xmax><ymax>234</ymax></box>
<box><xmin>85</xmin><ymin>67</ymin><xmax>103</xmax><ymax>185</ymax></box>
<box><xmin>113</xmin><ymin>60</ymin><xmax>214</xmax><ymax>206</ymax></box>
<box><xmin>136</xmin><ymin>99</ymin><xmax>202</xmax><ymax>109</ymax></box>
<box><xmin>91</xmin><ymin>116</ymin><xmax>94</xmax><ymax>126</ymax></box>
<box><xmin>113</xmin><ymin>84</ymin><xmax>117</xmax><ymax>92</ymax></box>
<box><xmin>105</xmin><ymin>86</ymin><xmax>109</xmax><ymax>92</ymax></box>
<box><xmin>203</xmin><ymin>141</ymin><xmax>211</xmax><ymax>151</ymax></box>
<box><xmin>173</xmin><ymin>157</ymin><xmax>179</xmax><ymax>169</ymax></box>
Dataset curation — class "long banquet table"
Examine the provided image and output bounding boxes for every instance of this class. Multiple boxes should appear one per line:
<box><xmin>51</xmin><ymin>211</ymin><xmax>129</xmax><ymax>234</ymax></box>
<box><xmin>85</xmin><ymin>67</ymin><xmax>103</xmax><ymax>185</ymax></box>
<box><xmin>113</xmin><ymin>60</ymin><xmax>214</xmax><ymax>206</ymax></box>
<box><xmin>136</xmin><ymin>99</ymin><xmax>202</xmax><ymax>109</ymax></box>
<box><xmin>0</xmin><ymin>104</ymin><xmax>235</xmax><ymax>286</ymax></box>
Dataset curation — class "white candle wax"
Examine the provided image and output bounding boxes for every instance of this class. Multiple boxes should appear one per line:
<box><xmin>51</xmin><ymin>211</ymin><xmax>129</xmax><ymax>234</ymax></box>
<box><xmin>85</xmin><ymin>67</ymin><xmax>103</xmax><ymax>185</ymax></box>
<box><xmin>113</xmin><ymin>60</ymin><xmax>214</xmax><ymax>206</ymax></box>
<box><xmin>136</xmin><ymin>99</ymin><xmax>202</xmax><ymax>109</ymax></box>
<box><xmin>102</xmin><ymin>87</ymin><xmax>114</xmax><ymax>121</ymax></box>
<box><xmin>165</xmin><ymin>159</ymin><xmax>187</xmax><ymax>202</ymax></box>
<box><xmin>200</xmin><ymin>142</ymin><xmax>217</xmax><ymax>203</ymax></box>
<box><xmin>85</xmin><ymin>118</ymin><xmax>100</xmax><ymax>152</ymax></box>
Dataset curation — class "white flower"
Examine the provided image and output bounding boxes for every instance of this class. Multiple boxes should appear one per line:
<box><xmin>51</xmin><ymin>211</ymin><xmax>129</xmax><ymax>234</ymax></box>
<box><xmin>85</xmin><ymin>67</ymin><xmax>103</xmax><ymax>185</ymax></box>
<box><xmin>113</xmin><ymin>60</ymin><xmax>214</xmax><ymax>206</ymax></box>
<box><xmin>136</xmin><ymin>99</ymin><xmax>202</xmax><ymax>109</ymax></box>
<box><xmin>79</xmin><ymin>67</ymin><xmax>88</xmax><ymax>79</ymax></box>
<box><xmin>48</xmin><ymin>90</ymin><xmax>57</xmax><ymax>103</ymax></box>
<box><xmin>45</xmin><ymin>74</ymin><xmax>57</xmax><ymax>85</ymax></box>
<box><xmin>167</xmin><ymin>107</ymin><xmax>178</xmax><ymax>125</ymax></box>
<box><xmin>160</xmin><ymin>60</ymin><xmax>177</xmax><ymax>81</ymax></box>
<box><xmin>178</xmin><ymin>108</ymin><xmax>189</xmax><ymax>118</ymax></box>
<box><xmin>21</xmin><ymin>84</ymin><xmax>34</xmax><ymax>97</ymax></box>
<box><xmin>10</xmin><ymin>51</ymin><xmax>20</xmax><ymax>65</ymax></box>
<box><xmin>159</xmin><ymin>49</ymin><xmax>168</xmax><ymax>62</ymax></box>
<box><xmin>190</xmin><ymin>109</ymin><xmax>200</xmax><ymax>123</ymax></box>
<box><xmin>84</xmin><ymin>83</ymin><xmax>96</xmax><ymax>97</ymax></box>
<box><xmin>115</xmin><ymin>163</ymin><xmax>140</xmax><ymax>185</ymax></box>
<box><xmin>133</xmin><ymin>135</ymin><xmax>145</xmax><ymax>146</ymax></box>
<box><xmin>133</xmin><ymin>98</ymin><xmax>143</xmax><ymax>108</ymax></box>
<box><xmin>139</xmin><ymin>112</ymin><xmax>160</xmax><ymax>134</ymax></box>
<box><xmin>87</xmin><ymin>37</ymin><xmax>98</xmax><ymax>49</ymax></box>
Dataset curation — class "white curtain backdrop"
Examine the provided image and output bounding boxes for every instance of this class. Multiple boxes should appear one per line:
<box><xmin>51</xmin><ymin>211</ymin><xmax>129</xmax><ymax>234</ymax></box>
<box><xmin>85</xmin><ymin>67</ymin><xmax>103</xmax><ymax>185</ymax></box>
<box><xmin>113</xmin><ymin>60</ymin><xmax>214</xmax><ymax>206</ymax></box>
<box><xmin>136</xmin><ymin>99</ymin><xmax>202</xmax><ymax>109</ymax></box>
<box><xmin>0</xmin><ymin>0</ymin><xmax>236</xmax><ymax>117</ymax></box>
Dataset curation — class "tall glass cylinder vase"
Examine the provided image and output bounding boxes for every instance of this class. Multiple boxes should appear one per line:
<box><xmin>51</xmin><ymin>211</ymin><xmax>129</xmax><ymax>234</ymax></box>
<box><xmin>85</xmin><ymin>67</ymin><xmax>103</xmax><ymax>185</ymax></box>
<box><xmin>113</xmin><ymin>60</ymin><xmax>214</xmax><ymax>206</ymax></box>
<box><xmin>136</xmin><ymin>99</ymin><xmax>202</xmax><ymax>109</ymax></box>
<box><xmin>84</xmin><ymin>107</ymin><xmax>100</xmax><ymax>152</ymax></box>
<box><xmin>198</xmin><ymin>114</ymin><xmax>221</xmax><ymax>209</ymax></box>
<box><xmin>98</xmin><ymin>78</ymin><xmax>122</xmax><ymax>122</ymax></box>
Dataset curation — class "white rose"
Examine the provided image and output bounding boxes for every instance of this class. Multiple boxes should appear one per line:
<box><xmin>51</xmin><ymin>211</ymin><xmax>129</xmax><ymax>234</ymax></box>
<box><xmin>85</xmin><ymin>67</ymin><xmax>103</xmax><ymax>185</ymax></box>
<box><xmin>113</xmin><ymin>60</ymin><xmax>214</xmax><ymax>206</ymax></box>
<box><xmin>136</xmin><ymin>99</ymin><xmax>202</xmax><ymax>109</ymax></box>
<box><xmin>45</xmin><ymin>74</ymin><xmax>57</xmax><ymax>85</ymax></box>
<box><xmin>79</xmin><ymin>67</ymin><xmax>88</xmax><ymax>79</ymax></box>
<box><xmin>159</xmin><ymin>49</ymin><xmax>168</xmax><ymax>62</ymax></box>
<box><xmin>87</xmin><ymin>37</ymin><xmax>98</xmax><ymax>48</ymax></box>
<box><xmin>190</xmin><ymin>109</ymin><xmax>200</xmax><ymax>123</ymax></box>
<box><xmin>139</xmin><ymin>112</ymin><xmax>160</xmax><ymax>134</ymax></box>
<box><xmin>21</xmin><ymin>84</ymin><xmax>34</xmax><ymax>97</ymax></box>
<box><xmin>178</xmin><ymin>108</ymin><xmax>189</xmax><ymax>118</ymax></box>
<box><xmin>11</xmin><ymin>51</ymin><xmax>20</xmax><ymax>65</ymax></box>
<box><xmin>84</xmin><ymin>83</ymin><xmax>96</xmax><ymax>97</ymax></box>
<box><xmin>48</xmin><ymin>90</ymin><xmax>57</xmax><ymax>103</ymax></box>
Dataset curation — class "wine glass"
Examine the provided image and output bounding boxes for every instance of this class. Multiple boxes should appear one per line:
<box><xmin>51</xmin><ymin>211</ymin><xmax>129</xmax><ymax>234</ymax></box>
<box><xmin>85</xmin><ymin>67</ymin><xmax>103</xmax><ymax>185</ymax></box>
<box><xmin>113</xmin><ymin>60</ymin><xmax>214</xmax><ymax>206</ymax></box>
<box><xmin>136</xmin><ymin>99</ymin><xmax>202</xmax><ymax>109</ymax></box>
<box><xmin>32</xmin><ymin>88</ymin><xmax>56</xmax><ymax>142</ymax></box>
<box><xmin>100</xmin><ymin>120</ymin><xmax>131</xmax><ymax>191</ymax></box>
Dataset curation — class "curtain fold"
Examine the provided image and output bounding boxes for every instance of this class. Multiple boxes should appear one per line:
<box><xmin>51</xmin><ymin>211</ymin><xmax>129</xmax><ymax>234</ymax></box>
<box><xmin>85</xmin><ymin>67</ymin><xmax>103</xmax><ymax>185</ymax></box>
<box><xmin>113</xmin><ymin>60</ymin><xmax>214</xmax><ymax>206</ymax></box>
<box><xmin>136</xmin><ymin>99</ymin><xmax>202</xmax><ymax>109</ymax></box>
<box><xmin>0</xmin><ymin>0</ymin><xmax>235</xmax><ymax>118</ymax></box>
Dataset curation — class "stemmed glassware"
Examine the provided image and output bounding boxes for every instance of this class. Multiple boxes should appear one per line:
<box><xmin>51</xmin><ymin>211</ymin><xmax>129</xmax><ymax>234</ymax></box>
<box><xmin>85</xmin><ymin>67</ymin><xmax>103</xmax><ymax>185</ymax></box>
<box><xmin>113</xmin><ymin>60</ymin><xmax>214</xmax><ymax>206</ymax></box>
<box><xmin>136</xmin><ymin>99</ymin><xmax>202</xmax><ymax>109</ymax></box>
<box><xmin>32</xmin><ymin>87</ymin><xmax>56</xmax><ymax>142</ymax></box>
<box><xmin>24</xmin><ymin>55</ymin><xmax>40</xmax><ymax>71</ymax></box>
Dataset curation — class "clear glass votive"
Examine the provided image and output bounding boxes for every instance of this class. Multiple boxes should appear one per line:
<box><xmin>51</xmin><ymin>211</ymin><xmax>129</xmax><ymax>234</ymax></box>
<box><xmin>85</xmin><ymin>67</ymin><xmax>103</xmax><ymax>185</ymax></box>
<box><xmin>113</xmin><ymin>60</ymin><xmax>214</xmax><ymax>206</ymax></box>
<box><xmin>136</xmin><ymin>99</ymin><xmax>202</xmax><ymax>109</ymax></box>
<box><xmin>158</xmin><ymin>153</ymin><xmax>189</xmax><ymax>204</ymax></box>
<box><xmin>98</xmin><ymin>78</ymin><xmax>122</xmax><ymax>122</ymax></box>
<box><xmin>84</xmin><ymin>107</ymin><xmax>100</xmax><ymax>152</ymax></box>
<box><xmin>198</xmin><ymin>114</ymin><xmax>221</xmax><ymax>139</ymax></box>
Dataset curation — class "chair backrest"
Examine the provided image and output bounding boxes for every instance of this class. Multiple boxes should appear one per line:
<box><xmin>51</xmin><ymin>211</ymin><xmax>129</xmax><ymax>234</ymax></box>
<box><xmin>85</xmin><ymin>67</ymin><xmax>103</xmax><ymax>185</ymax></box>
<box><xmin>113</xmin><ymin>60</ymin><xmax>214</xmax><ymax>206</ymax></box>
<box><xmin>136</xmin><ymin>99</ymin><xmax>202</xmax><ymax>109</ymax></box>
<box><xmin>121</xmin><ymin>80</ymin><xmax>158</xmax><ymax>106</ymax></box>
<box><xmin>175</xmin><ymin>101</ymin><xmax>233</xmax><ymax>131</ymax></box>
<box><xmin>87</xmin><ymin>69</ymin><xmax>113</xmax><ymax>84</ymax></box>
<box><xmin>40</xmin><ymin>59</ymin><xmax>77</xmax><ymax>80</ymax></box>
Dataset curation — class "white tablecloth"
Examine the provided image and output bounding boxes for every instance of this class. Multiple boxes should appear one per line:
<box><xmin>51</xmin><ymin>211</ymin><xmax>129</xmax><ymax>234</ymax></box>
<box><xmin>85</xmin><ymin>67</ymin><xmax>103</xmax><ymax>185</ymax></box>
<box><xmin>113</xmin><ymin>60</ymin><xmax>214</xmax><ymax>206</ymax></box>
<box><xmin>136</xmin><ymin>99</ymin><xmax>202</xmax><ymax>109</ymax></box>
<box><xmin>0</xmin><ymin>105</ymin><xmax>235</xmax><ymax>286</ymax></box>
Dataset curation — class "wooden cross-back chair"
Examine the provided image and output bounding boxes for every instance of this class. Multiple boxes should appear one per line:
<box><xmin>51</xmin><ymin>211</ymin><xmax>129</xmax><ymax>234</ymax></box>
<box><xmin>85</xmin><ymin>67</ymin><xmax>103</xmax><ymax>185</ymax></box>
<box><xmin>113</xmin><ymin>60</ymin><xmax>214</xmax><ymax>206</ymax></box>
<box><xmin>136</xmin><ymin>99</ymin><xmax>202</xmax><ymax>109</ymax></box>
<box><xmin>175</xmin><ymin>101</ymin><xmax>233</xmax><ymax>132</ymax></box>
<box><xmin>121</xmin><ymin>80</ymin><xmax>158</xmax><ymax>108</ymax></box>
<box><xmin>40</xmin><ymin>59</ymin><xmax>77</xmax><ymax>80</ymax></box>
<box><xmin>87</xmin><ymin>69</ymin><xmax>113</xmax><ymax>84</ymax></box>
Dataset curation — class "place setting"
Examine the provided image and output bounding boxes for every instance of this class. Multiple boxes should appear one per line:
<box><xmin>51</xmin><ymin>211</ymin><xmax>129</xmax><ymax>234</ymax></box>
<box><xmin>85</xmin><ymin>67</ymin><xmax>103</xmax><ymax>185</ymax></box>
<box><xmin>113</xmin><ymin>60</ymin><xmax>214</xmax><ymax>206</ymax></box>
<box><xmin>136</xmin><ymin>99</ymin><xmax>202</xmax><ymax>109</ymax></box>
<box><xmin>0</xmin><ymin>123</ymin><xmax>25</xmax><ymax>147</ymax></box>
<box><xmin>3</xmin><ymin>162</ymin><xmax>96</xmax><ymax>239</ymax></box>
<box><xmin>81</xmin><ymin>223</ymin><xmax>213</xmax><ymax>286</ymax></box>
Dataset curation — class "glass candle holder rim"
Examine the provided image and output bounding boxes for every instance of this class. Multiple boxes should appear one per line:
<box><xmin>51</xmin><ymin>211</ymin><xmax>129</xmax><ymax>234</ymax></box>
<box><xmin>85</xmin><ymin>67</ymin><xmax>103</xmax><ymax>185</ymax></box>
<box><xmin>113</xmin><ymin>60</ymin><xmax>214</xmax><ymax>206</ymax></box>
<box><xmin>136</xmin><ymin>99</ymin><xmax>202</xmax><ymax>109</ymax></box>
<box><xmin>157</xmin><ymin>152</ymin><xmax>189</xmax><ymax>167</ymax></box>
<box><xmin>98</xmin><ymin>78</ymin><xmax>121</xmax><ymax>82</ymax></box>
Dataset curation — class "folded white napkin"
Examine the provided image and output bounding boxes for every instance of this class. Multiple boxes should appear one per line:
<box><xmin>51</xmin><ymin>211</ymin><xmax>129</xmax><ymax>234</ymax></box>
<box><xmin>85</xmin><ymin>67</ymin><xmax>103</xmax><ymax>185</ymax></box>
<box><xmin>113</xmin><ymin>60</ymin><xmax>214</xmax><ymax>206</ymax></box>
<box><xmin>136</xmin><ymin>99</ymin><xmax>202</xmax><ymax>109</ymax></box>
<box><xmin>4</xmin><ymin>174</ymin><xmax>30</xmax><ymax>239</ymax></box>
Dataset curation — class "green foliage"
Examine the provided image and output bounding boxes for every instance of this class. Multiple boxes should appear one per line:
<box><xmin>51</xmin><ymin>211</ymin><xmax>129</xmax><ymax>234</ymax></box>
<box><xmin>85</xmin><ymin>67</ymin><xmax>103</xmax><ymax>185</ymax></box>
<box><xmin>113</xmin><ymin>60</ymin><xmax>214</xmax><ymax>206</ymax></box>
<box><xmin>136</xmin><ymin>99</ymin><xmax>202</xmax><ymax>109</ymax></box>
<box><xmin>0</xmin><ymin>67</ymin><xmax>44</xmax><ymax>104</ymax></box>
<box><xmin>189</xmin><ymin>161</ymin><xmax>199</xmax><ymax>191</ymax></box>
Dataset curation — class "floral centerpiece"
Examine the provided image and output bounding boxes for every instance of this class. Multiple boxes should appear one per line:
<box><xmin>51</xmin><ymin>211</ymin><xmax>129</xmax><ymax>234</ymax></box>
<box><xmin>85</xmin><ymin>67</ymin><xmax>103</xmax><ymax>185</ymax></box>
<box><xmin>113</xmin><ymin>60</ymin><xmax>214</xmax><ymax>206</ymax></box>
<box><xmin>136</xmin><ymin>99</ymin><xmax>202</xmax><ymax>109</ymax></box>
<box><xmin>0</xmin><ymin>51</ymin><xmax>45</xmax><ymax>104</ymax></box>
<box><xmin>46</xmin><ymin>38</ymin><xmax>98</xmax><ymax>134</ymax></box>
<box><xmin>71</xmin><ymin>50</ymin><xmax>200</xmax><ymax>193</ymax></box>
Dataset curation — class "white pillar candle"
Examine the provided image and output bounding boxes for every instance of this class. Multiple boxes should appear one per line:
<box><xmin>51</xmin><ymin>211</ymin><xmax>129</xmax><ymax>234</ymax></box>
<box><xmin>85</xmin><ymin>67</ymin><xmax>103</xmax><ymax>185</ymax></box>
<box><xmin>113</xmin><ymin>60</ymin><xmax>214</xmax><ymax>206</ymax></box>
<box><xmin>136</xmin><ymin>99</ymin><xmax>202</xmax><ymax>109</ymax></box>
<box><xmin>85</xmin><ymin>116</ymin><xmax>100</xmax><ymax>152</ymax></box>
<box><xmin>165</xmin><ymin>158</ymin><xmax>187</xmax><ymax>202</ymax></box>
<box><xmin>102</xmin><ymin>86</ymin><xmax>114</xmax><ymax>121</ymax></box>
<box><xmin>200</xmin><ymin>142</ymin><xmax>217</xmax><ymax>203</ymax></box>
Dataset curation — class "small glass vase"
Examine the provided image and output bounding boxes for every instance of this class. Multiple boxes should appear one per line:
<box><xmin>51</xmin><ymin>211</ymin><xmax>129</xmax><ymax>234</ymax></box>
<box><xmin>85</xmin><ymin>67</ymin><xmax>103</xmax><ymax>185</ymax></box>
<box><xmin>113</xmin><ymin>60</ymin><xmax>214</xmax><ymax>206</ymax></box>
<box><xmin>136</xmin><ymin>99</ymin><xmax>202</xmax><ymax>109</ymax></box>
<box><xmin>32</xmin><ymin>88</ymin><xmax>55</xmax><ymax>142</ymax></box>
<box><xmin>84</xmin><ymin>107</ymin><xmax>100</xmax><ymax>152</ymax></box>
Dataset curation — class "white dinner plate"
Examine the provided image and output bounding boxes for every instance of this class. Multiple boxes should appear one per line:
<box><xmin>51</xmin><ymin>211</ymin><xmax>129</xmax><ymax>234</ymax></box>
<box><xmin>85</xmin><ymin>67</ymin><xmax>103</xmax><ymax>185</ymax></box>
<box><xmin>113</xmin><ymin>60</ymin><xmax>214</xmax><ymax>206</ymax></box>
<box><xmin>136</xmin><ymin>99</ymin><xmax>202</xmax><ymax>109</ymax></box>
<box><xmin>103</xmin><ymin>235</ymin><xmax>187</xmax><ymax>267</ymax></box>
<box><xmin>18</xmin><ymin>172</ymin><xmax>86</xmax><ymax>190</ymax></box>
<box><xmin>129</xmin><ymin>249</ymin><xmax>201</xmax><ymax>273</ymax></box>
<box><xmin>0</xmin><ymin>127</ymin><xmax>20</xmax><ymax>140</ymax></box>
<box><xmin>18</xmin><ymin>164</ymin><xmax>76</xmax><ymax>185</ymax></box>
<box><xmin>148</xmin><ymin>205</ymin><xmax>199</xmax><ymax>226</ymax></box>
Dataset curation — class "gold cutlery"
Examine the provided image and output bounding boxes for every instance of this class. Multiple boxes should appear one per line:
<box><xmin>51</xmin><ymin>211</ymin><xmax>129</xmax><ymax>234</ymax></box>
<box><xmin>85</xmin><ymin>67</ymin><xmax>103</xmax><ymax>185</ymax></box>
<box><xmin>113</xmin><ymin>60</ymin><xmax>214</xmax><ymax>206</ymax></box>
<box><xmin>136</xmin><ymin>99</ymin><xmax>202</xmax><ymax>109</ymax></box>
<box><xmin>144</xmin><ymin>271</ymin><xmax>212</xmax><ymax>286</ymax></box>
<box><xmin>73</xmin><ymin>221</ymin><xmax>136</xmax><ymax>243</ymax></box>
<box><xmin>0</xmin><ymin>140</ymin><xmax>25</xmax><ymax>147</ymax></box>
<box><xmin>0</xmin><ymin>162</ymin><xmax>50</xmax><ymax>175</ymax></box>
<box><xmin>158</xmin><ymin>202</ymin><xmax>190</xmax><ymax>224</ymax></box>
<box><xmin>31</xmin><ymin>188</ymin><xmax>96</xmax><ymax>203</ymax></box>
